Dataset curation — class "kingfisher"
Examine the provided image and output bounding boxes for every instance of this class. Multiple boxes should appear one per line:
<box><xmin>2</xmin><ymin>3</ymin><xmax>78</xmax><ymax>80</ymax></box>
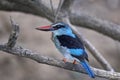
<box><xmin>36</xmin><ymin>22</ymin><xmax>95</xmax><ymax>78</ymax></box>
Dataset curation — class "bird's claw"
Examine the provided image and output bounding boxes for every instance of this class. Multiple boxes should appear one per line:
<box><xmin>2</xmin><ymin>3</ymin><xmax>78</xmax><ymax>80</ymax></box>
<box><xmin>73</xmin><ymin>60</ymin><xmax>77</xmax><ymax>64</ymax></box>
<box><xmin>62</xmin><ymin>58</ymin><xmax>67</xmax><ymax>63</ymax></box>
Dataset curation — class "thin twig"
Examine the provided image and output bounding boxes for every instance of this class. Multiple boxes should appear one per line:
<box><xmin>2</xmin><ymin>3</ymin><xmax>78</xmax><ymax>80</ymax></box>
<box><xmin>54</xmin><ymin>0</ymin><xmax>64</xmax><ymax>22</ymax></box>
<box><xmin>7</xmin><ymin>17</ymin><xmax>19</xmax><ymax>48</ymax></box>
<box><xmin>50</xmin><ymin>0</ymin><xmax>55</xmax><ymax>20</ymax></box>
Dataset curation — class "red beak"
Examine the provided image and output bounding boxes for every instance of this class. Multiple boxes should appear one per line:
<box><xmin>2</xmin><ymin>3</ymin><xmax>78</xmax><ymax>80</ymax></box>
<box><xmin>36</xmin><ymin>26</ymin><xmax>54</xmax><ymax>31</ymax></box>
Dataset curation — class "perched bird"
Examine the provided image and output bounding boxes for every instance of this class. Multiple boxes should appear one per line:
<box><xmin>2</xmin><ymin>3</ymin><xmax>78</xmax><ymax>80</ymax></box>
<box><xmin>36</xmin><ymin>22</ymin><xmax>95</xmax><ymax>78</ymax></box>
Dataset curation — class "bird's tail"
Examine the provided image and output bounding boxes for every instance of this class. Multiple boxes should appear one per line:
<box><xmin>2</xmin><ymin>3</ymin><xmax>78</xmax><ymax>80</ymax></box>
<box><xmin>80</xmin><ymin>60</ymin><xmax>95</xmax><ymax>78</ymax></box>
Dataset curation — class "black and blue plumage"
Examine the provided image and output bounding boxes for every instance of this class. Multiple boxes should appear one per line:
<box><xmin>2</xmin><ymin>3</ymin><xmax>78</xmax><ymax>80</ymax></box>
<box><xmin>36</xmin><ymin>22</ymin><xmax>95</xmax><ymax>78</ymax></box>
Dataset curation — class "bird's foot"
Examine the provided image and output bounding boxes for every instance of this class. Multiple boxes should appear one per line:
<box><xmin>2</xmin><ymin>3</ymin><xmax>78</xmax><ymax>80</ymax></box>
<box><xmin>72</xmin><ymin>60</ymin><xmax>77</xmax><ymax>64</ymax></box>
<box><xmin>62</xmin><ymin>58</ymin><xmax>67</xmax><ymax>63</ymax></box>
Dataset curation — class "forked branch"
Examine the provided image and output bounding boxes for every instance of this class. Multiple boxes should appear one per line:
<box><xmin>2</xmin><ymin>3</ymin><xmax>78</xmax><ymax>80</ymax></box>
<box><xmin>0</xmin><ymin>19</ymin><xmax>120</xmax><ymax>79</ymax></box>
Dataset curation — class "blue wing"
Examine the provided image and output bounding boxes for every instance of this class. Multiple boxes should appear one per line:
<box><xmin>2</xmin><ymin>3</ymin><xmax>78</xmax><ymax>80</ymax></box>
<box><xmin>56</xmin><ymin>35</ymin><xmax>84</xmax><ymax>49</ymax></box>
<box><xmin>69</xmin><ymin>49</ymin><xmax>84</xmax><ymax>56</ymax></box>
<box><xmin>57</xmin><ymin>35</ymin><xmax>88</xmax><ymax>61</ymax></box>
<box><xmin>70</xmin><ymin>49</ymin><xmax>88</xmax><ymax>61</ymax></box>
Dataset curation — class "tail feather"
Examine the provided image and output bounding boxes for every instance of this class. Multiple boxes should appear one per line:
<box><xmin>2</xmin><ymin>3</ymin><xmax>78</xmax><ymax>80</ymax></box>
<box><xmin>80</xmin><ymin>61</ymin><xmax>95</xmax><ymax>78</ymax></box>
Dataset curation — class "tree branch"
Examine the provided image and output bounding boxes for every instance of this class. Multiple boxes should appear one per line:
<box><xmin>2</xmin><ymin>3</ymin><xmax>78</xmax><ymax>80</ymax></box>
<box><xmin>70</xmin><ymin>12</ymin><xmax>120</xmax><ymax>42</ymax></box>
<box><xmin>0</xmin><ymin>0</ymin><xmax>120</xmax><ymax>41</ymax></box>
<box><xmin>0</xmin><ymin>44</ymin><xmax>120</xmax><ymax>79</ymax></box>
<box><xmin>7</xmin><ymin>17</ymin><xmax>19</xmax><ymax>48</ymax></box>
<box><xmin>0</xmin><ymin>0</ymin><xmax>54</xmax><ymax>21</ymax></box>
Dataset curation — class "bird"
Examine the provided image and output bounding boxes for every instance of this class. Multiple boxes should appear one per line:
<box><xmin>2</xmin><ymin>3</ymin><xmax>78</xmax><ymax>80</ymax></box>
<box><xmin>36</xmin><ymin>22</ymin><xmax>95</xmax><ymax>78</ymax></box>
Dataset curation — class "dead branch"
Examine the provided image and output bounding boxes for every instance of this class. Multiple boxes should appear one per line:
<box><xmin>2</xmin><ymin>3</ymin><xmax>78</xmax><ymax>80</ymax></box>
<box><xmin>0</xmin><ymin>19</ymin><xmax>119</xmax><ymax>79</ymax></box>
<box><xmin>0</xmin><ymin>0</ymin><xmax>120</xmax><ymax>41</ymax></box>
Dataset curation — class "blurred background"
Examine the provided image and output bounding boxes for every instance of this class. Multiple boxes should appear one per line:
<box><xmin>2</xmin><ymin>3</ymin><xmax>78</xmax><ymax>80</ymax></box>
<box><xmin>0</xmin><ymin>0</ymin><xmax>120</xmax><ymax>80</ymax></box>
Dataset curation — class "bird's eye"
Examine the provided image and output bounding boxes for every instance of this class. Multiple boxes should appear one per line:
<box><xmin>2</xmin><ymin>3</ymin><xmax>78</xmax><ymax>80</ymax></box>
<box><xmin>53</xmin><ymin>25</ymin><xmax>65</xmax><ymax>30</ymax></box>
<box><xmin>57</xmin><ymin>25</ymin><xmax>61</xmax><ymax>28</ymax></box>
<box><xmin>57</xmin><ymin>25</ymin><xmax>65</xmax><ymax>28</ymax></box>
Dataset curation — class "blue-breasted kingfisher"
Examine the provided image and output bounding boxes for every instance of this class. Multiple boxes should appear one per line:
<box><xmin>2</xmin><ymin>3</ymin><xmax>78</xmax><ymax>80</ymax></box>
<box><xmin>36</xmin><ymin>22</ymin><xmax>95</xmax><ymax>78</ymax></box>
